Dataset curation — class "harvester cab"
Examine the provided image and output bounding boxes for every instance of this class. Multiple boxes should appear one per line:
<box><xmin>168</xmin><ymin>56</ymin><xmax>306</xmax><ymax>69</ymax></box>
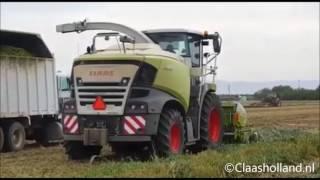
<box><xmin>142</xmin><ymin>29</ymin><xmax>221</xmax><ymax>96</ymax></box>
<box><xmin>56</xmin><ymin>20</ymin><xmax>251</xmax><ymax>160</ymax></box>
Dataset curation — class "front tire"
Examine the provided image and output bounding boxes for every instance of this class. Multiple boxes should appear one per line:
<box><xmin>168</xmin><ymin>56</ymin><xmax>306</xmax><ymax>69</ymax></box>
<box><xmin>64</xmin><ymin>141</ymin><xmax>102</xmax><ymax>160</ymax></box>
<box><xmin>154</xmin><ymin>108</ymin><xmax>185</xmax><ymax>157</ymax></box>
<box><xmin>198</xmin><ymin>93</ymin><xmax>224</xmax><ymax>150</ymax></box>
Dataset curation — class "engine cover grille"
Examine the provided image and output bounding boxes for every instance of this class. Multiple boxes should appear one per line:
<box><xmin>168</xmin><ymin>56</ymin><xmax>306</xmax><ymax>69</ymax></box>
<box><xmin>73</xmin><ymin>64</ymin><xmax>139</xmax><ymax>115</ymax></box>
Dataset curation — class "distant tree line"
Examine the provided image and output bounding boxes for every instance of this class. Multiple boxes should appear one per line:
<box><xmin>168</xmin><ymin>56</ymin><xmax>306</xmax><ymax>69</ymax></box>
<box><xmin>254</xmin><ymin>85</ymin><xmax>320</xmax><ymax>100</ymax></box>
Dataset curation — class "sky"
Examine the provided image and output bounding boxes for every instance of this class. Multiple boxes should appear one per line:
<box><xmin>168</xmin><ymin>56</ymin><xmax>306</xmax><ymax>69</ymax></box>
<box><xmin>1</xmin><ymin>2</ymin><xmax>319</xmax><ymax>82</ymax></box>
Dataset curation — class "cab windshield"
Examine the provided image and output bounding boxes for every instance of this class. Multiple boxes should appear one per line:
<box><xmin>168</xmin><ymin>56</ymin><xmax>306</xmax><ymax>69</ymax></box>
<box><xmin>57</xmin><ymin>76</ymin><xmax>70</xmax><ymax>91</ymax></box>
<box><xmin>145</xmin><ymin>32</ymin><xmax>202</xmax><ymax>67</ymax></box>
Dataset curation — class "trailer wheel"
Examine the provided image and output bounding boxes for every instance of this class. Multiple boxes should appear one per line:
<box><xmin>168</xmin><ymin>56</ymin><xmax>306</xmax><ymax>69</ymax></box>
<box><xmin>64</xmin><ymin>141</ymin><xmax>102</xmax><ymax>160</ymax></box>
<box><xmin>0</xmin><ymin>127</ymin><xmax>4</xmax><ymax>152</ymax></box>
<box><xmin>198</xmin><ymin>93</ymin><xmax>224</xmax><ymax>150</ymax></box>
<box><xmin>153</xmin><ymin>108</ymin><xmax>185</xmax><ymax>157</ymax></box>
<box><xmin>4</xmin><ymin>122</ymin><xmax>26</xmax><ymax>152</ymax></box>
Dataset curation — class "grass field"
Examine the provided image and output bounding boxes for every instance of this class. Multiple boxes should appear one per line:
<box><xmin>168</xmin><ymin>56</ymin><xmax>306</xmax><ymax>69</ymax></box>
<box><xmin>0</xmin><ymin>101</ymin><xmax>319</xmax><ymax>178</ymax></box>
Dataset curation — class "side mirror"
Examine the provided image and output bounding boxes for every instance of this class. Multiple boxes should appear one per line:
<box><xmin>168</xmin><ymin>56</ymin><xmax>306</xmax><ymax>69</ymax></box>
<box><xmin>67</xmin><ymin>77</ymin><xmax>71</xmax><ymax>87</ymax></box>
<box><xmin>86</xmin><ymin>46</ymin><xmax>91</xmax><ymax>54</ymax></box>
<box><xmin>120</xmin><ymin>35</ymin><xmax>135</xmax><ymax>43</ymax></box>
<box><xmin>212</xmin><ymin>32</ymin><xmax>221</xmax><ymax>53</ymax></box>
<box><xmin>202</xmin><ymin>41</ymin><xmax>209</xmax><ymax>46</ymax></box>
<box><xmin>204</xmin><ymin>52</ymin><xmax>210</xmax><ymax>58</ymax></box>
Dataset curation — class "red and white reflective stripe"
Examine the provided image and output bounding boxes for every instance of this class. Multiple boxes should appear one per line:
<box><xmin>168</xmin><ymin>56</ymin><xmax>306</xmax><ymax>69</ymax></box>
<box><xmin>135</xmin><ymin>116</ymin><xmax>146</xmax><ymax>126</ymax></box>
<box><xmin>124</xmin><ymin>122</ymin><xmax>135</xmax><ymax>134</ymax></box>
<box><xmin>63</xmin><ymin>115</ymin><xmax>70</xmax><ymax>124</ymax></box>
<box><xmin>63</xmin><ymin>115</ymin><xmax>79</xmax><ymax>134</ymax></box>
<box><xmin>123</xmin><ymin>116</ymin><xmax>146</xmax><ymax>135</ymax></box>
<box><xmin>70</xmin><ymin>123</ymin><xmax>79</xmax><ymax>133</ymax></box>
<box><xmin>66</xmin><ymin>116</ymin><xmax>77</xmax><ymax>129</ymax></box>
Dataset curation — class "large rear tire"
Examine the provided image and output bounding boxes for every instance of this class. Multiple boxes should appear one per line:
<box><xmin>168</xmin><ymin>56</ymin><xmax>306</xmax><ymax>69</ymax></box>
<box><xmin>64</xmin><ymin>141</ymin><xmax>102</xmax><ymax>160</ymax></box>
<box><xmin>0</xmin><ymin>127</ymin><xmax>4</xmax><ymax>152</ymax></box>
<box><xmin>153</xmin><ymin>108</ymin><xmax>185</xmax><ymax>157</ymax></box>
<box><xmin>198</xmin><ymin>93</ymin><xmax>224</xmax><ymax>150</ymax></box>
<box><xmin>3</xmin><ymin>122</ymin><xmax>26</xmax><ymax>152</ymax></box>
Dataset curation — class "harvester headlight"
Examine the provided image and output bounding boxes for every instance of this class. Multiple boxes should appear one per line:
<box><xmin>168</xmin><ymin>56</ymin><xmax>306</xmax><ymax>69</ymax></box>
<box><xmin>65</xmin><ymin>104</ymin><xmax>75</xmax><ymax>110</ymax></box>
<box><xmin>76</xmin><ymin>77</ymin><xmax>83</xmax><ymax>86</ymax></box>
<box><xmin>122</xmin><ymin>79</ymin><xmax>128</xmax><ymax>84</ymax></box>
<box><xmin>63</xmin><ymin>99</ymin><xmax>77</xmax><ymax>113</ymax></box>
<box><xmin>126</xmin><ymin>102</ymin><xmax>148</xmax><ymax>114</ymax></box>
<box><xmin>120</xmin><ymin>77</ymin><xmax>130</xmax><ymax>86</ymax></box>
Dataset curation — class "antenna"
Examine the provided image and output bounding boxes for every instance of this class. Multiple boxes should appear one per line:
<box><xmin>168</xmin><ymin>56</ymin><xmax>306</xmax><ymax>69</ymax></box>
<box><xmin>115</xmin><ymin>36</ymin><xmax>122</xmax><ymax>53</ymax></box>
<box><xmin>133</xmin><ymin>37</ymin><xmax>136</xmax><ymax>53</ymax></box>
<box><xmin>122</xmin><ymin>40</ymin><xmax>126</xmax><ymax>54</ymax></box>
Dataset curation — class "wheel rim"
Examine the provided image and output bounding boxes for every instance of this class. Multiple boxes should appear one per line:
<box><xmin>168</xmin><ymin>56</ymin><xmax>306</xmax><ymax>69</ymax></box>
<box><xmin>170</xmin><ymin>122</ymin><xmax>181</xmax><ymax>153</ymax></box>
<box><xmin>209</xmin><ymin>108</ymin><xmax>221</xmax><ymax>143</ymax></box>
<box><xmin>12</xmin><ymin>129</ymin><xmax>23</xmax><ymax>148</ymax></box>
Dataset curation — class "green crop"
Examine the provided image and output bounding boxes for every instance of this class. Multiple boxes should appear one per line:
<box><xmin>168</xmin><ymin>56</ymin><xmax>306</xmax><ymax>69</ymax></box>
<box><xmin>0</xmin><ymin>45</ymin><xmax>33</xmax><ymax>57</ymax></box>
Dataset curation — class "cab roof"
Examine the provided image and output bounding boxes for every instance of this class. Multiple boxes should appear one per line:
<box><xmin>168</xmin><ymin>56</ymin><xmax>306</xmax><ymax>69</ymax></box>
<box><xmin>142</xmin><ymin>29</ymin><xmax>204</xmax><ymax>37</ymax></box>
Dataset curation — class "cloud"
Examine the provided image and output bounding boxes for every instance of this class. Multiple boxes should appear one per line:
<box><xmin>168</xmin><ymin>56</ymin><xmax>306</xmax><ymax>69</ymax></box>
<box><xmin>1</xmin><ymin>2</ymin><xmax>319</xmax><ymax>81</ymax></box>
